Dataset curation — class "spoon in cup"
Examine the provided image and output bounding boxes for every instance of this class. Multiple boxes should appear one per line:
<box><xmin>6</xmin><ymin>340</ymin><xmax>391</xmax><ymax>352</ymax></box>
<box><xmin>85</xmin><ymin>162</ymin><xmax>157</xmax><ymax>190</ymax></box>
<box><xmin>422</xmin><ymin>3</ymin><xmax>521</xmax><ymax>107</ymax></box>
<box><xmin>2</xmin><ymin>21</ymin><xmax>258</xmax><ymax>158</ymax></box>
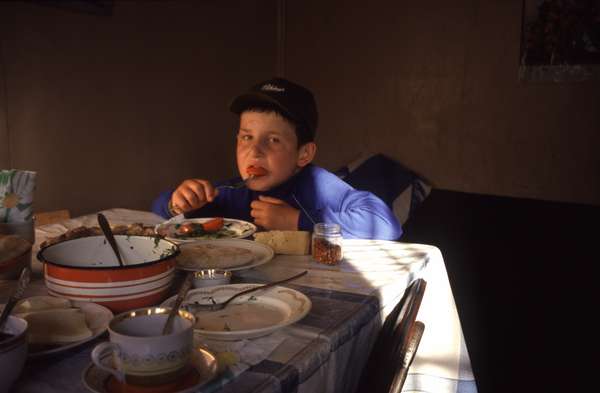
<box><xmin>162</xmin><ymin>272</ymin><xmax>194</xmax><ymax>335</ymax></box>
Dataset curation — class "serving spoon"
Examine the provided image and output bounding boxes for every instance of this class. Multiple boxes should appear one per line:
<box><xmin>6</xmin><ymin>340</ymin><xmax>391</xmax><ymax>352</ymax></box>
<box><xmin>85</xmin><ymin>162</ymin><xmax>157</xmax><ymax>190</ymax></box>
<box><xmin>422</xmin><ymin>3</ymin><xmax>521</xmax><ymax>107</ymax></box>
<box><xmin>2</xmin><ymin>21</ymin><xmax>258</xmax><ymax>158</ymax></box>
<box><xmin>183</xmin><ymin>270</ymin><xmax>308</xmax><ymax>313</ymax></box>
<box><xmin>97</xmin><ymin>213</ymin><xmax>124</xmax><ymax>267</ymax></box>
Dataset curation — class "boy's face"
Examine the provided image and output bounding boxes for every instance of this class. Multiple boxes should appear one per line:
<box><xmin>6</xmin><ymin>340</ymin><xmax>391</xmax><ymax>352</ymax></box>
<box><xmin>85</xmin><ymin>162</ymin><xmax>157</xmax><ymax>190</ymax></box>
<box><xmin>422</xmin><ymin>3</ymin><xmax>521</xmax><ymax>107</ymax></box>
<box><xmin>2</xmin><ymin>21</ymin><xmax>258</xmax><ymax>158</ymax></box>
<box><xmin>236</xmin><ymin>111</ymin><xmax>314</xmax><ymax>191</ymax></box>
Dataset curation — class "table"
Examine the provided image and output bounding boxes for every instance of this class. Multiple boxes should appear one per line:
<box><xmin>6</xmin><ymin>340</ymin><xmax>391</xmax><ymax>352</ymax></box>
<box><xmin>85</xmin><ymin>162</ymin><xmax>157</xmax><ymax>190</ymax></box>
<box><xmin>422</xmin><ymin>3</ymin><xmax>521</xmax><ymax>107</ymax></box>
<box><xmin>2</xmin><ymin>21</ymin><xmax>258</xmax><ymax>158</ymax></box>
<box><xmin>1</xmin><ymin>209</ymin><xmax>477</xmax><ymax>393</ymax></box>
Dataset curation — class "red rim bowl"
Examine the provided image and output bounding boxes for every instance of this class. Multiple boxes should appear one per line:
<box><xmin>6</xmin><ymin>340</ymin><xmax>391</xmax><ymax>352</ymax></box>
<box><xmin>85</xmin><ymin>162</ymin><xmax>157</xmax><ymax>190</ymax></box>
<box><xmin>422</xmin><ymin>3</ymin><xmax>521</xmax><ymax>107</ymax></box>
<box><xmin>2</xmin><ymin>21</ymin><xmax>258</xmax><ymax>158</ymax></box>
<box><xmin>37</xmin><ymin>235</ymin><xmax>180</xmax><ymax>313</ymax></box>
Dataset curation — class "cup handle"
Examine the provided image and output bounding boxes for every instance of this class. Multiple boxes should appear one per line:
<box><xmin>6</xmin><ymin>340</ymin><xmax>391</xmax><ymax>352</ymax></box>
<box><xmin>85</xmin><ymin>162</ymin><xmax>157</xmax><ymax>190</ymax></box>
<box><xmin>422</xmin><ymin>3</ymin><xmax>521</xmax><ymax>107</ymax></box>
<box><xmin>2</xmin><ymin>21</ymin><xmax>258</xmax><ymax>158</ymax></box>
<box><xmin>91</xmin><ymin>342</ymin><xmax>125</xmax><ymax>383</ymax></box>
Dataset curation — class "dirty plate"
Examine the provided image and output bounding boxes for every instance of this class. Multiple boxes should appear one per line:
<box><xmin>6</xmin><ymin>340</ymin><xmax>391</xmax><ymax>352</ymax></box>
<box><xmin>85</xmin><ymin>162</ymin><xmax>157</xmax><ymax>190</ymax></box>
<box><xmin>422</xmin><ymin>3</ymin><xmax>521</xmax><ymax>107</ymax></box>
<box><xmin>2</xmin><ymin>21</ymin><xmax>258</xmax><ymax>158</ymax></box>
<box><xmin>161</xmin><ymin>284</ymin><xmax>311</xmax><ymax>341</ymax></box>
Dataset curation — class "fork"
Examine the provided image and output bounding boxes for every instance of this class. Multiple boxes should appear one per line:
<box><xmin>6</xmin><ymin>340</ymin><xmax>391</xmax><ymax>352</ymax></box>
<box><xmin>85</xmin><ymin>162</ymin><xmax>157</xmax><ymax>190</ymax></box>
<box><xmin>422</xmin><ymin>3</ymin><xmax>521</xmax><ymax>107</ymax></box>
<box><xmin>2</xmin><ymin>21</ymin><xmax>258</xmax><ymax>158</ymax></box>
<box><xmin>183</xmin><ymin>175</ymin><xmax>256</xmax><ymax>218</ymax></box>
<box><xmin>217</xmin><ymin>175</ymin><xmax>255</xmax><ymax>190</ymax></box>
<box><xmin>182</xmin><ymin>270</ymin><xmax>308</xmax><ymax>312</ymax></box>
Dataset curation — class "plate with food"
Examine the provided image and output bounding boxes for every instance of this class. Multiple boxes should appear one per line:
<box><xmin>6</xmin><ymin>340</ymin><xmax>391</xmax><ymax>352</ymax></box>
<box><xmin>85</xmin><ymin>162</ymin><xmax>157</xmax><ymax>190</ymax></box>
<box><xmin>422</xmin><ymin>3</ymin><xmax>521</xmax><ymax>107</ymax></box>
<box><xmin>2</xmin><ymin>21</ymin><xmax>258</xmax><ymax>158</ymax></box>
<box><xmin>155</xmin><ymin>217</ymin><xmax>256</xmax><ymax>243</ymax></box>
<box><xmin>40</xmin><ymin>223</ymin><xmax>158</xmax><ymax>248</ymax></box>
<box><xmin>160</xmin><ymin>284</ymin><xmax>311</xmax><ymax>340</ymax></box>
<box><xmin>176</xmin><ymin>238</ymin><xmax>274</xmax><ymax>271</ymax></box>
<box><xmin>1</xmin><ymin>295</ymin><xmax>113</xmax><ymax>358</ymax></box>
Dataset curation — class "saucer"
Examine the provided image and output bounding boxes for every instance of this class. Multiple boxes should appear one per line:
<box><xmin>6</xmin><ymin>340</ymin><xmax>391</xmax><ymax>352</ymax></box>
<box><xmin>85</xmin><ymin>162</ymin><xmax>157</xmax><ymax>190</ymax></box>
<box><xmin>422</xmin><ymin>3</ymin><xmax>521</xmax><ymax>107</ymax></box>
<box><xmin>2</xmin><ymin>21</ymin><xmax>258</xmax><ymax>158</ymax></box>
<box><xmin>82</xmin><ymin>346</ymin><xmax>219</xmax><ymax>393</ymax></box>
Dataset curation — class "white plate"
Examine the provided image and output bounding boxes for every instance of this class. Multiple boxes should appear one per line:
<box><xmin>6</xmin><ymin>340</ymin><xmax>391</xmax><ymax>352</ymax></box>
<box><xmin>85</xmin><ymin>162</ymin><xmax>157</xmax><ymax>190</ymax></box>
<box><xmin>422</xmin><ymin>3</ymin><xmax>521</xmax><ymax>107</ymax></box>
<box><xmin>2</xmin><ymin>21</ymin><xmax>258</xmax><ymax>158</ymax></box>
<box><xmin>1</xmin><ymin>297</ymin><xmax>113</xmax><ymax>358</ymax></box>
<box><xmin>161</xmin><ymin>284</ymin><xmax>311</xmax><ymax>340</ymax></box>
<box><xmin>176</xmin><ymin>239</ymin><xmax>274</xmax><ymax>272</ymax></box>
<box><xmin>155</xmin><ymin>216</ymin><xmax>256</xmax><ymax>244</ymax></box>
<box><xmin>82</xmin><ymin>346</ymin><xmax>218</xmax><ymax>393</ymax></box>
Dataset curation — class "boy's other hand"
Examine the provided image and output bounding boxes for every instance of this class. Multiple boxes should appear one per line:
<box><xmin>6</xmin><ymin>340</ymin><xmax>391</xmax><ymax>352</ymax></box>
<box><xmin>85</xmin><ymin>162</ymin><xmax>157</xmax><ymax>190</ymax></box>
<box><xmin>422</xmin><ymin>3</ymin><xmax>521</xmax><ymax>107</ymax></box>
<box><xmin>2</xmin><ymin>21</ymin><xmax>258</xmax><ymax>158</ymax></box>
<box><xmin>171</xmin><ymin>179</ymin><xmax>218</xmax><ymax>214</ymax></box>
<box><xmin>250</xmin><ymin>195</ymin><xmax>300</xmax><ymax>230</ymax></box>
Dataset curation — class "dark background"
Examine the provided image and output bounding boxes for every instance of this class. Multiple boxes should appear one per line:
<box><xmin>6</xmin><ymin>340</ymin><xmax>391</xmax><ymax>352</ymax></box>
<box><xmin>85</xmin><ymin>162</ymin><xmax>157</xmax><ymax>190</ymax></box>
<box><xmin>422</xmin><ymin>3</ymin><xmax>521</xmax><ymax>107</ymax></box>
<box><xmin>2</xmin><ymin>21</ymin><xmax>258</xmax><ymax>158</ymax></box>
<box><xmin>402</xmin><ymin>189</ymin><xmax>600</xmax><ymax>392</ymax></box>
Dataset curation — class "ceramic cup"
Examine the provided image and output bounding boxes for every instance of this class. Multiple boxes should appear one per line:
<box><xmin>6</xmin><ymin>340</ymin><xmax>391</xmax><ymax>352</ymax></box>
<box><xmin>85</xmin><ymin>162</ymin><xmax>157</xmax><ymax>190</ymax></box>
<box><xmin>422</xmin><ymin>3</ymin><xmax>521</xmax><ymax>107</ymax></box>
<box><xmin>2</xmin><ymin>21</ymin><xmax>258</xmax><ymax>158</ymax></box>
<box><xmin>91</xmin><ymin>307</ymin><xmax>195</xmax><ymax>386</ymax></box>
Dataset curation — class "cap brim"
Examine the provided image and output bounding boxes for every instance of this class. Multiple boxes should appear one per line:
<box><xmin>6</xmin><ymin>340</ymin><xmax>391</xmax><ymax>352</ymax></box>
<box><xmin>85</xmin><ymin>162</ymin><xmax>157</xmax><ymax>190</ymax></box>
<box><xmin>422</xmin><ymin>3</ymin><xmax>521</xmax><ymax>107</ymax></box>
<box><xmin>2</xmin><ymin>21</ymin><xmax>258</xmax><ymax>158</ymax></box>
<box><xmin>229</xmin><ymin>92</ymin><xmax>297</xmax><ymax>122</ymax></box>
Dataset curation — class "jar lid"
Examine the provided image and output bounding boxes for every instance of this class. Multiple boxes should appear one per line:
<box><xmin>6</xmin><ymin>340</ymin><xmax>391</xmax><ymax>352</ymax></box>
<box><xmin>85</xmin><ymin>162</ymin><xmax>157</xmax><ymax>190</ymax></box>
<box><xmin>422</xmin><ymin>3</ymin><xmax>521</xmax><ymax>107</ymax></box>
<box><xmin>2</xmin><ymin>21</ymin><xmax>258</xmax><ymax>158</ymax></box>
<box><xmin>313</xmin><ymin>222</ymin><xmax>341</xmax><ymax>235</ymax></box>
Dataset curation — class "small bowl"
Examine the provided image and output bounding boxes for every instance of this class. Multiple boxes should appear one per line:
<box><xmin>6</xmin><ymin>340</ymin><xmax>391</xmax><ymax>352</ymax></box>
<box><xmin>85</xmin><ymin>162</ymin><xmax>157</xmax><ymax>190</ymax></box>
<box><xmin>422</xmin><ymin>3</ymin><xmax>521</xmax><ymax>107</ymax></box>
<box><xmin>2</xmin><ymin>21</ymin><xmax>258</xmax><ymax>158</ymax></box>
<box><xmin>192</xmin><ymin>269</ymin><xmax>232</xmax><ymax>288</ymax></box>
<box><xmin>0</xmin><ymin>316</ymin><xmax>28</xmax><ymax>392</ymax></box>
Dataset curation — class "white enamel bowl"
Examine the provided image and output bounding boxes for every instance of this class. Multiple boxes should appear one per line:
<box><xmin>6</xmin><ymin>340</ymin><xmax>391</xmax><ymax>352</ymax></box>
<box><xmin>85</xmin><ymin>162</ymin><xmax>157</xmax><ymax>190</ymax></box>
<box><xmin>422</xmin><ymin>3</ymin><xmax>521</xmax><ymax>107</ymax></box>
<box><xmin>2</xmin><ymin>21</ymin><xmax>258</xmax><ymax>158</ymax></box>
<box><xmin>37</xmin><ymin>235</ymin><xmax>179</xmax><ymax>313</ymax></box>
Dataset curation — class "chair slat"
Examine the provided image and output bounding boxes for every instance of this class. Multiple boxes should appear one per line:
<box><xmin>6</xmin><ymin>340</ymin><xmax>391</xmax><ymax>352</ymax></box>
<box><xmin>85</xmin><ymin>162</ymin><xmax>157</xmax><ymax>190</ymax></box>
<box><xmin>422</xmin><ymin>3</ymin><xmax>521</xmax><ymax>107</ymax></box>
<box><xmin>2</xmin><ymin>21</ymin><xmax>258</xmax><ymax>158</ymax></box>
<box><xmin>356</xmin><ymin>278</ymin><xmax>427</xmax><ymax>393</ymax></box>
<box><xmin>389</xmin><ymin>321</ymin><xmax>425</xmax><ymax>393</ymax></box>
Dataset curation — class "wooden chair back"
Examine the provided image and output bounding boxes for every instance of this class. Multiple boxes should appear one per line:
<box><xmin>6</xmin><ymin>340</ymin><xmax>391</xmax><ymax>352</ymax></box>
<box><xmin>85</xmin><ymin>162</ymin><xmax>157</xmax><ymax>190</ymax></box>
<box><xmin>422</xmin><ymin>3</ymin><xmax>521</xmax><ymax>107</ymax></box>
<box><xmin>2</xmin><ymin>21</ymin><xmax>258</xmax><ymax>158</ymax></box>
<box><xmin>356</xmin><ymin>278</ymin><xmax>427</xmax><ymax>393</ymax></box>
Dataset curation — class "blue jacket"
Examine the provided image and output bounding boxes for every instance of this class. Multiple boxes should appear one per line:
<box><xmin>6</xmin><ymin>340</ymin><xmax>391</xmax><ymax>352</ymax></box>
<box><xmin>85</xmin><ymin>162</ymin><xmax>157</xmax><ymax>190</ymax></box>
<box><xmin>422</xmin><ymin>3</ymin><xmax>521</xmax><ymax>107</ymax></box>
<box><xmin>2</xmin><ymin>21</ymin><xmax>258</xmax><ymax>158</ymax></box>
<box><xmin>152</xmin><ymin>165</ymin><xmax>402</xmax><ymax>240</ymax></box>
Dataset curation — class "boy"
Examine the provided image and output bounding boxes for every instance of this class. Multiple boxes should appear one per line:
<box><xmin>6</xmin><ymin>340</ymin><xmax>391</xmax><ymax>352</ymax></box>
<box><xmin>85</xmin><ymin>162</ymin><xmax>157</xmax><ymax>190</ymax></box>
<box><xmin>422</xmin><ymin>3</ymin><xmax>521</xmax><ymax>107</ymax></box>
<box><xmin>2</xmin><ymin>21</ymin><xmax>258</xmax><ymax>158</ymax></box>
<box><xmin>152</xmin><ymin>78</ymin><xmax>402</xmax><ymax>240</ymax></box>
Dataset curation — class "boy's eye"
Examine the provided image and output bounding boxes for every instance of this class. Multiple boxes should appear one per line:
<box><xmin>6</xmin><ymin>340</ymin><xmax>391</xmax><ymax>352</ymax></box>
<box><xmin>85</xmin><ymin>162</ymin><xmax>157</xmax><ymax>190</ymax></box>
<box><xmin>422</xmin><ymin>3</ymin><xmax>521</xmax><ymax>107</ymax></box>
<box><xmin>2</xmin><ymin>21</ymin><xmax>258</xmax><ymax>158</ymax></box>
<box><xmin>269</xmin><ymin>137</ymin><xmax>280</xmax><ymax>143</ymax></box>
<box><xmin>238</xmin><ymin>134</ymin><xmax>252</xmax><ymax>141</ymax></box>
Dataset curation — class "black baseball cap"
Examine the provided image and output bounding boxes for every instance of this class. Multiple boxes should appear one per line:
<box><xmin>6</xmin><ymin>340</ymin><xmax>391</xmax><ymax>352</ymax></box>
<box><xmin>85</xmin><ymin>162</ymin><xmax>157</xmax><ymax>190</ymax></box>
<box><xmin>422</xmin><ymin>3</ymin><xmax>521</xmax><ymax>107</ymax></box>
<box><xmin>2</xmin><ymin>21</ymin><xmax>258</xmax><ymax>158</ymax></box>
<box><xmin>229</xmin><ymin>77</ymin><xmax>318</xmax><ymax>143</ymax></box>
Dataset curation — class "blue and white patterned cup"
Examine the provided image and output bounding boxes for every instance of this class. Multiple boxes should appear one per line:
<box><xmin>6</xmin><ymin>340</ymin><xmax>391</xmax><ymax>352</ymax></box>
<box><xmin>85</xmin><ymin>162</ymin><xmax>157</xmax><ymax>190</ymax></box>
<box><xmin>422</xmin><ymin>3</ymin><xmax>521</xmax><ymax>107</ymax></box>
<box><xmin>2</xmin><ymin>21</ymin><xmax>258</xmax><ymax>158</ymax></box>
<box><xmin>91</xmin><ymin>307</ymin><xmax>195</xmax><ymax>386</ymax></box>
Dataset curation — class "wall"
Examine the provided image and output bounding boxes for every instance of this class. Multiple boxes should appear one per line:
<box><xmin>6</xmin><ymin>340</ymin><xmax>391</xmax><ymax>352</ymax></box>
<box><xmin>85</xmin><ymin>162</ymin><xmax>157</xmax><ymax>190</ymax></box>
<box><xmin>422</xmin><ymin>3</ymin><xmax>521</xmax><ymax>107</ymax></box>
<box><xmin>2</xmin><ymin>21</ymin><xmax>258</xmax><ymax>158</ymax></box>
<box><xmin>286</xmin><ymin>0</ymin><xmax>600</xmax><ymax>206</ymax></box>
<box><xmin>0</xmin><ymin>0</ymin><xmax>278</xmax><ymax>216</ymax></box>
<box><xmin>2</xmin><ymin>0</ymin><xmax>599</xmax><ymax>215</ymax></box>
<box><xmin>0</xmin><ymin>51</ymin><xmax>7</xmax><ymax>169</ymax></box>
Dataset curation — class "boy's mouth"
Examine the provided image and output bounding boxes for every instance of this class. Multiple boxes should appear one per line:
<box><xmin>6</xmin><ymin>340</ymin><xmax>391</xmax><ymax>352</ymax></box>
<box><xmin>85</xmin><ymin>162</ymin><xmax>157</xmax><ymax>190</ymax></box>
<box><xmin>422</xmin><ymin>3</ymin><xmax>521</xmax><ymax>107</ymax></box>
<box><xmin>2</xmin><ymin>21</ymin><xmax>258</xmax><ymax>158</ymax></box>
<box><xmin>246</xmin><ymin>165</ymin><xmax>268</xmax><ymax>177</ymax></box>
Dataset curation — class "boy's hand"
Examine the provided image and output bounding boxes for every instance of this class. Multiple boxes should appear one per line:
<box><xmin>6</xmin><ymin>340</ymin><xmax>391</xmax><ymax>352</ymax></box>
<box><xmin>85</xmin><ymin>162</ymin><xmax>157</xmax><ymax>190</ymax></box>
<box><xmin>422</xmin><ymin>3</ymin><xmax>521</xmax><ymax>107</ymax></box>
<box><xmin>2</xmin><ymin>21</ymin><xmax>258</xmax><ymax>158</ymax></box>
<box><xmin>170</xmin><ymin>179</ymin><xmax>218</xmax><ymax>214</ymax></box>
<box><xmin>250</xmin><ymin>196</ymin><xmax>300</xmax><ymax>230</ymax></box>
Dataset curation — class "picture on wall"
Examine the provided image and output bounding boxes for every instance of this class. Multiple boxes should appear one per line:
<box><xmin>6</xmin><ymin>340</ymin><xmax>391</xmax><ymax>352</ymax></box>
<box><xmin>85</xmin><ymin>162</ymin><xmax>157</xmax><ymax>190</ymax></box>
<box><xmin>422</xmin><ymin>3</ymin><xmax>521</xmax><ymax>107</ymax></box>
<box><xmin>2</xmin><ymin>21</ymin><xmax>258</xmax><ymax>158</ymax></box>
<box><xmin>519</xmin><ymin>0</ymin><xmax>600</xmax><ymax>82</ymax></box>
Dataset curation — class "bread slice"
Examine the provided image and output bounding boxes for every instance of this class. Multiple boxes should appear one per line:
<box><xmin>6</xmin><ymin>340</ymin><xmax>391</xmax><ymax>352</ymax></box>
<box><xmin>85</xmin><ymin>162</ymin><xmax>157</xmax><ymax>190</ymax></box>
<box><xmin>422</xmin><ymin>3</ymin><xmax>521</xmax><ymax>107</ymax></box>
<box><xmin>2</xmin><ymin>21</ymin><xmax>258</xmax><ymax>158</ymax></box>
<box><xmin>22</xmin><ymin>308</ymin><xmax>93</xmax><ymax>344</ymax></box>
<box><xmin>13</xmin><ymin>296</ymin><xmax>72</xmax><ymax>314</ymax></box>
<box><xmin>253</xmin><ymin>231</ymin><xmax>311</xmax><ymax>255</ymax></box>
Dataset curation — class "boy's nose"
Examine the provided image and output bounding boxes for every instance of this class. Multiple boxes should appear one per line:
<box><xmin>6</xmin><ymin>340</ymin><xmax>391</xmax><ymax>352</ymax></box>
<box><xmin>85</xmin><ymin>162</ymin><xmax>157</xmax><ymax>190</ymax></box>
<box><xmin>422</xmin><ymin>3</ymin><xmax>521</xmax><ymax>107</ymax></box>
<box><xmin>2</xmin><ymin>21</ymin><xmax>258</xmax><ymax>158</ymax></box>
<box><xmin>248</xmin><ymin>140</ymin><xmax>266</xmax><ymax>156</ymax></box>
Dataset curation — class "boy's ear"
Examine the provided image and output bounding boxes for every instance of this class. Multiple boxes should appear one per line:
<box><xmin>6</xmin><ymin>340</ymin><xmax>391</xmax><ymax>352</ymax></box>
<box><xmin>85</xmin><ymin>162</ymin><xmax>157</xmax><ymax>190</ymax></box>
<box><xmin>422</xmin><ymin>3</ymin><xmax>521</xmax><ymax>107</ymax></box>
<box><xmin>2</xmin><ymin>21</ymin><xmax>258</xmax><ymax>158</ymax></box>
<box><xmin>297</xmin><ymin>142</ymin><xmax>317</xmax><ymax>168</ymax></box>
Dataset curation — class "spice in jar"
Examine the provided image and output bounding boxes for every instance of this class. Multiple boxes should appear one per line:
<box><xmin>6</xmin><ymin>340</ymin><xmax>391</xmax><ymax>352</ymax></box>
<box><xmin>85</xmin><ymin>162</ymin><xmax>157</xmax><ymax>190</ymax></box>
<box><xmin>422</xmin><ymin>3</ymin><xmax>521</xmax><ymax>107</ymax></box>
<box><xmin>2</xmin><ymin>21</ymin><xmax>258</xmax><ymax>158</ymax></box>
<box><xmin>312</xmin><ymin>223</ymin><xmax>343</xmax><ymax>265</ymax></box>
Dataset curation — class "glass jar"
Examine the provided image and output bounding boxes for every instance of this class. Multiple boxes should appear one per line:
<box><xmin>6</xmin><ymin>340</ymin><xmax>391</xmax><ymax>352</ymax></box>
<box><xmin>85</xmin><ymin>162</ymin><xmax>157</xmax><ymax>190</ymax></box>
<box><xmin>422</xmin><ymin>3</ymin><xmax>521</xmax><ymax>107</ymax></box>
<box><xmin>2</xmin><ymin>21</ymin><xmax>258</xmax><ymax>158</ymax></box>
<box><xmin>312</xmin><ymin>223</ymin><xmax>343</xmax><ymax>265</ymax></box>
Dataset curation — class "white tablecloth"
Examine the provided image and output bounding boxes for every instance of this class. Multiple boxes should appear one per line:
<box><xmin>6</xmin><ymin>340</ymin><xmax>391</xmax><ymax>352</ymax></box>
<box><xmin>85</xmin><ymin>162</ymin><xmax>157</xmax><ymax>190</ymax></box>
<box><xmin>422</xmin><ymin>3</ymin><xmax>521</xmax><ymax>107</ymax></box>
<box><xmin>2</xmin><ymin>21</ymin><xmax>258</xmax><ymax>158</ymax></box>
<box><xmin>2</xmin><ymin>208</ymin><xmax>477</xmax><ymax>393</ymax></box>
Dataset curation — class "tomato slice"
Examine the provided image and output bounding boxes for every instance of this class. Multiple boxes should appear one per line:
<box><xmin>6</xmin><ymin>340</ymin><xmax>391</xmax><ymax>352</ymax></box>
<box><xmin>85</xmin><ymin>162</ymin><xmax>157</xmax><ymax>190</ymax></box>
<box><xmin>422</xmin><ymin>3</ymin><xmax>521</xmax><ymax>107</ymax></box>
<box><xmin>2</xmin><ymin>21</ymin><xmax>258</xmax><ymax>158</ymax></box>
<box><xmin>202</xmin><ymin>217</ymin><xmax>224</xmax><ymax>232</ymax></box>
<box><xmin>247</xmin><ymin>166</ymin><xmax>267</xmax><ymax>176</ymax></box>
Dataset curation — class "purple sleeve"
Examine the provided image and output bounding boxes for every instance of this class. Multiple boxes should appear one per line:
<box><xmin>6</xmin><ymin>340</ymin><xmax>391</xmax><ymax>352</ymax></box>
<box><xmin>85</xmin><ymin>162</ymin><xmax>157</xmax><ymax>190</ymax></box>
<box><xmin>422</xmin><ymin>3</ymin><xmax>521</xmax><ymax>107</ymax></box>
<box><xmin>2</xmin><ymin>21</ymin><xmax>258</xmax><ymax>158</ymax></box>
<box><xmin>151</xmin><ymin>190</ymin><xmax>174</xmax><ymax>219</ymax></box>
<box><xmin>297</xmin><ymin>189</ymin><xmax>402</xmax><ymax>240</ymax></box>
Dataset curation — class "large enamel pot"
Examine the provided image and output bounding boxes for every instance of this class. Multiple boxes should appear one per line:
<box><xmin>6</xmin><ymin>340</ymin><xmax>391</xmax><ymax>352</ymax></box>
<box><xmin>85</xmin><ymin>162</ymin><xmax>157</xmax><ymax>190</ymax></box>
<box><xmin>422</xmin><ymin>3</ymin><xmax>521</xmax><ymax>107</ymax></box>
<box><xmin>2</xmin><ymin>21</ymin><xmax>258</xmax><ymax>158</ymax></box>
<box><xmin>37</xmin><ymin>236</ymin><xmax>179</xmax><ymax>313</ymax></box>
